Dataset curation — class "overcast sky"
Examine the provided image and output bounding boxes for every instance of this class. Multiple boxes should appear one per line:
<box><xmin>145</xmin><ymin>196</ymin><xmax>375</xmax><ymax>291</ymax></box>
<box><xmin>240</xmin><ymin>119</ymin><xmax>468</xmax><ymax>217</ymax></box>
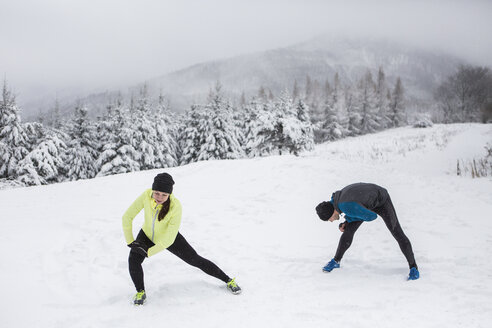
<box><xmin>1</xmin><ymin>0</ymin><xmax>492</xmax><ymax>105</ymax></box>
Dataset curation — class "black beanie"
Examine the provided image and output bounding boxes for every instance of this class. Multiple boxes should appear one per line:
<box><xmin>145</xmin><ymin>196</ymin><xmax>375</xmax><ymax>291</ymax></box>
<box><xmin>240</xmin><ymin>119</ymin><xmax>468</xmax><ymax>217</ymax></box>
<box><xmin>316</xmin><ymin>201</ymin><xmax>334</xmax><ymax>221</ymax></box>
<box><xmin>152</xmin><ymin>173</ymin><xmax>174</xmax><ymax>194</ymax></box>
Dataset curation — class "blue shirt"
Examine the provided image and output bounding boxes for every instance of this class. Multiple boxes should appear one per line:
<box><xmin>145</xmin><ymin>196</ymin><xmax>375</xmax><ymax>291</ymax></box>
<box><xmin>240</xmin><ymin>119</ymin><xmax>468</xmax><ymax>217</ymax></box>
<box><xmin>337</xmin><ymin>201</ymin><xmax>378</xmax><ymax>222</ymax></box>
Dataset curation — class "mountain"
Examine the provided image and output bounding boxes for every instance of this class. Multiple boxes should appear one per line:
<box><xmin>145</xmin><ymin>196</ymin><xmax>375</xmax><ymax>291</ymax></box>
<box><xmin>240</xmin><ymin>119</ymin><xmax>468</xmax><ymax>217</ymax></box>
<box><xmin>1</xmin><ymin>123</ymin><xmax>491</xmax><ymax>327</ymax></box>
<box><xmin>27</xmin><ymin>36</ymin><xmax>465</xmax><ymax>119</ymax></box>
<box><xmin>142</xmin><ymin>35</ymin><xmax>463</xmax><ymax>110</ymax></box>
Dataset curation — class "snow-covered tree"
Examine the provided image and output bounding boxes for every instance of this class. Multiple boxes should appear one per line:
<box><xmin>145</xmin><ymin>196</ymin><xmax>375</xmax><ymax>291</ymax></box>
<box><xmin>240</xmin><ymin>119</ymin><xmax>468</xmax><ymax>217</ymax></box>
<box><xmin>0</xmin><ymin>80</ymin><xmax>30</xmax><ymax>179</ymax></box>
<box><xmin>389</xmin><ymin>77</ymin><xmax>406</xmax><ymax>127</ymax></box>
<box><xmin>247</xmin><ymin>102</ymin><xmax>278</xmax><ymax>157</ymax></box>
<box><xmin>375</xmin><ymin>67</ymin><xmax>392</xmax><ymax>129</ymax></box>
<box><xmin>248</xmin><ymin>93</ymin><xmax>314</xmax><ymax>156</ymax></box>
<box><xmin>356</xmin><ymin>71</ymin><xmax>379</xmax><ymax>134</ymax></box>
<box><xmin>293</xmin><ymin>98</ymin><xmax>315</xmax><ymax>152</ymax></box>
<box><xmin>17</xmin><ymin>130</ymin><xmax>66</xmax><ymax>185</ymax></box>
<box><xmin>180</xmin><ymin>83</ymin><xmax>244</xmax><ymax>164</ymax></box>
<box><xmin>96</xmin><ymin>103</ymin><xmax>140</xmax><ymax>177</ymax></box>
<box><xmin>316</xmin><ymin>100</ymin><xmax>342</xmax><ymax>142</ymax></box>
<box><xmin>48</xmin><ymin>97</ymin><xmax>63</xmax><ymax>129</ymax></box>
<box><xmin>64</xmin><ymin>104</ymin><xmax>99</xmax><ymax>180</ymax></box>
<box><xmin>180</xmin><ymin>104</ymin><xmax>208</xmax><ymax>164</ymax></box>
<box><xmin>242</xmin><ymin>98</ymin><xmax>264</xmax><ymax>156</ymax></box>
<box><xmin>24</xmin><ymin>122</ymin><xmax>45</xmax><ymax>146</ymax></box>
<box><xmin>344</xmin><ymin>85</ymin><xmax>361</xmax><ymax>136</ymax></box>
<box><xmin>121</xmin><ymin>85</ymin><xmax>179</xmax><ymax>171</ymax></box>
<box><xmin>153</xmin><ymin>95</ymin><xmax>179</xmax><ymax>168</ymax></box>
<box><xmin>130</xmin><ymin>87</ymin><xmax>158</xmax><ymax>170</ymax></box>
<box><xmin>292</xmin><ymin>79</ymin><xmax>301</xmax><ymax>101</ymax></box>
<box><xmin>315</xmin><ymin>73</ymin><xmax>348</xmax><ymax>142</ymax></box>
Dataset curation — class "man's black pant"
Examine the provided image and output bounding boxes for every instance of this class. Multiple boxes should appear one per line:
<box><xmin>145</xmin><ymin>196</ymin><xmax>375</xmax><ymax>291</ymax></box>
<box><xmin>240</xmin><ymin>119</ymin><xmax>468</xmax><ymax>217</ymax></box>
<box><xmin>333</xmin><ymin>196</ymin><xmax>417</xmax><ymax>269</ymax></box>
<box><xmin>128</xmin><ymin>230</ymin><xmax>231</xmax><ymax>291</ymax></box>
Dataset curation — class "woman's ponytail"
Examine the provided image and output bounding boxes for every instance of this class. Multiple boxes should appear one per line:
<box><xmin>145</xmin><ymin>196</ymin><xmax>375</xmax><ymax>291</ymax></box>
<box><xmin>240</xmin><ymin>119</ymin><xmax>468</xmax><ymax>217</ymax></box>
<box><xmin>158</xmin><ymin>197</ymin><xmax>171</xmax><ymax>221</ymax></box>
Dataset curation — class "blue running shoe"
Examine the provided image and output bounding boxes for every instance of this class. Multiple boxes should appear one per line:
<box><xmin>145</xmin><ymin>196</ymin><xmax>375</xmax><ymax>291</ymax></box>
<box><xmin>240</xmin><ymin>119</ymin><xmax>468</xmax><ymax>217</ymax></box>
<box><xmin>322</xmin><ymin>258</ymin><xmax>340</xmax><ymax>272</ymax></box>
<box><xmin>408</xmin><ymin>267</ymin><xmax>420</xmax><ymax>280</ymax></box>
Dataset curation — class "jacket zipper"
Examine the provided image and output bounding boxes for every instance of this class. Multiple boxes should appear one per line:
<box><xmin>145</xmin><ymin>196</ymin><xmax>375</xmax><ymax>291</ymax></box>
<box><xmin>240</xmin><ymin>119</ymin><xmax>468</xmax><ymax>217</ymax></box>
<box><xmin>152</xmin><ymin>205</ymin><xmax>160</xmax><ymax>242</ymax></box>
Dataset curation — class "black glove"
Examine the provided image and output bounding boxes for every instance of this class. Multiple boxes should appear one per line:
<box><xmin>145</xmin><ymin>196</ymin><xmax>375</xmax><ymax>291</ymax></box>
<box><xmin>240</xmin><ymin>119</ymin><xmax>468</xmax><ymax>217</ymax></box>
<box><xmin>339</xmin><ymin>221</ymin><xmax>347</xmax><ymax>231</ymax></box>
<box><xmin>128</xmin><ymin>241</ymin><xmax>148</xmax><ymax>257</ymax></box>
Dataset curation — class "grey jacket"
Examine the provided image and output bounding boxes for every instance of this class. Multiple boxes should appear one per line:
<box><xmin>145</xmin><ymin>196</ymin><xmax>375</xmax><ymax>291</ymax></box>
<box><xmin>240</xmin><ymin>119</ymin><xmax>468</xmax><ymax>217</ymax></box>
<box><xmin>331</xmin><ymin>183</ymin><xmax>389</xmax><ymax>222</ymax></box>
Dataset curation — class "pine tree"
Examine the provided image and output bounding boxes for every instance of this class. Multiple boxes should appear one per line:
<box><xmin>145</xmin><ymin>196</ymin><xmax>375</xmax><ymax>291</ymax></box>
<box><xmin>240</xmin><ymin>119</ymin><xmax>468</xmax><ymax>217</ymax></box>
<box><xmin>249</xmin><ymin>93</ymin><xmax>314</xmax><ymax>156</ymax></box>
<box><xmin>131</xmin><ymin>86</ymin><xmax>158</xmax><ymax>170</ymax></box>
<box><xmin>276</xmin><ymin>93</ymin><xmax>314</xmax><ymax>155</ymax></box>
<box><xmin>180</xmin><ymin>83</ymin><xmax>245</xmax><ymax>163</ymax></box>
<box><xmin>258</xmin><ymin>86</ymin><xmax>267</xmax><ymax>101</ymax></box>
<box><xmin>323</xmin><ymin>79</ymin><xmax>332</xmax><ymax>100</ymax></box>
<box><xmin>357</xmin><ymin>71</ymin><xmax>379</xmax><ymax>134</ymax></box>
<box><xmin>153</xmin><ymin>96</ymin><xmax>179</xmax><ymax>168</ymax></box>
<box><xmin>64</xmin><ymin>104</ymin><xmax>99</xmax><ymax>180</ymax></box>
<box><xmin>239</xmin><ymin>91</ymin><xmax>247</xmax><ymax>108</ymax></box>
<box><xmin>23</xmin><ymin>122</ymin><xmax>45</xmax><ymax>148</ymax></box>
<box><xmin>49</xmin><ymin>97</ymin><xmax>63</xmax><ymax>129</ymax></box>
<box><xmin>345</xmin><ymin>86</ymin><xmax>362</xmax><ymax>136</ymax></box>
<box><xmin>315</xmin><ymin>73</ymin><xmax>347</xmax><ymax>142</ymax></box>
<box><xmin>333</xmin><ymin>74</ymin><xmax>350</xmax><ymax>138</ymax></box>
<box><xmin>292</xmin><ymin>80</ymin><xmax>300</xmax><ymax>101</ymax></box>
<box><xmin>16</xmin><ymin>129</ymin><xmax>66</xmax><ymax>185</ymax></box>
<box><xmin>180</xmin><ymin>104</ymin><xmax>209</xmax><ymax>164</ymax></box>
<box><xmin>389</xmin><ymin>77</ymin><xmax>406</xmax><ymax>127</ymax></box>
<box><xmin>96</xmin><ymin>103</ymin><xmax>140</xmax><ymax>177</ymax></box>
<box><xmin>95</xmin><ymin>102</ymin><xmax>117</xmax><ymax>175</ymax></box>
<box><xmin>375</xmin><ymin>67</ymin><xmax>392</xmax><ymax>129</ymax></box>
<box><xmin>317</xmin><ymin>99</ymin><xmax>342</xmax><ymax>142</ymax></box>
<box><xmin>231</xmin><ymin>96</ymin><xmax>249</xmax><ymax>148</ymax></box>
<box><xmin>0</xmin><ymin>80</ymin><xmax>30</xmax><ymax>179</ymax></box>
<box><xmin>242</xmin><ymin>98</ymin><xmax>263</xmax><ymax>157</ymax></box>
<box><xmin>200</xmin><ymin>83</ymin><xmax>244</xmax><ymax>161</ymax></box>
<box><xmin>305</xmin><ymin>75</ymin><xmax>313</xmax><ymax>99</ymax></box>
<box><xmin>293</xmin><ymin>98</ymin><xmax>315</xmax><ymax>152</ymax></box>
<box><xmin>246</xmin><ymin>101</ymin><xmax>278</xmax><ymax>157</ymax></box>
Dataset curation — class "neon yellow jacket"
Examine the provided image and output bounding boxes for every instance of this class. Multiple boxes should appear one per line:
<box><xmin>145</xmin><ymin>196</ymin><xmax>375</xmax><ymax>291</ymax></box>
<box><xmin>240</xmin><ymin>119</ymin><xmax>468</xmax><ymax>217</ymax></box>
<box><xmin>122</xmin><ymin>189</ymin><xmax>182</xmax><ymax>257</ymax></box>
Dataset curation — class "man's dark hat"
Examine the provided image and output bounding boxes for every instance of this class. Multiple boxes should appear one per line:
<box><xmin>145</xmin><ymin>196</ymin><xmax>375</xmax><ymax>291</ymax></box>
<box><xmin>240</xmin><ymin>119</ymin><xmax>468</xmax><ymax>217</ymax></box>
<box><xmin>316</xmin><ymin>201</ymin><xmax>334</xmax><ymax>221</ymax></box>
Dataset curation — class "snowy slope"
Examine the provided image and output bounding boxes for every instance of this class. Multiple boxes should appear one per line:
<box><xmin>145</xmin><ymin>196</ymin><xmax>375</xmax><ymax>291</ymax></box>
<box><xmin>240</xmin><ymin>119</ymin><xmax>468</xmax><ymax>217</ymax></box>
<box><xmin>1</xmin><ymin>124</ymin><xmax>491</xmax><ymax>328</ymax></box>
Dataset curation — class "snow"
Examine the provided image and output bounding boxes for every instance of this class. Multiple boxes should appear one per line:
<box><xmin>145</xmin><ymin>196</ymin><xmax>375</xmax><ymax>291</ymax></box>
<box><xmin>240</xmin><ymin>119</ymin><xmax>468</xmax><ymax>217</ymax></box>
<box><xmin>1</xmin><ymin>123</ymin><xmax>491</xmax><ymax>327</ymax></box>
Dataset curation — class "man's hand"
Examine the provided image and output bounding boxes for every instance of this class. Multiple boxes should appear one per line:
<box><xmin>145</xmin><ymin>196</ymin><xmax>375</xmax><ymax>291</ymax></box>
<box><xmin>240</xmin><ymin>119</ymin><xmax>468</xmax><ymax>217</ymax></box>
<box><xmin>128</xmin><ymin>241</ymin><xmax>148</xmax><ymax>257</ymax></box>
<box><xmin>339</xmin><ymin>222</ymin><xmax>346</xmax><ymax>232</ymax></box>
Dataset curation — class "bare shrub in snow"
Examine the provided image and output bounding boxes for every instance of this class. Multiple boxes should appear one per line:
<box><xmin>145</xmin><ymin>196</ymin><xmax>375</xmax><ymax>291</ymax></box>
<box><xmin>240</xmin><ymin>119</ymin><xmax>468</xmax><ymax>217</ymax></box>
<box><xmin>457</xmin><ymin>144</ymin><xmax>492</xmax><ymax>178</ymax></box>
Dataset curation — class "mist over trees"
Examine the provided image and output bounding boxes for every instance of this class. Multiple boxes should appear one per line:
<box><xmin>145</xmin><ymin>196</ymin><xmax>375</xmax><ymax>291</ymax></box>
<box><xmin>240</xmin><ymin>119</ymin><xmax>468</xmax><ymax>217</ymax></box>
<box><xmin>1</xmin><ymin>63</ymin><xmax>489</xmax><ymax>187</ymax></box>
<box><xmin>434</xmin><ymin>65</ymin><xmax>492</xmax><ymax>123</ymax></box>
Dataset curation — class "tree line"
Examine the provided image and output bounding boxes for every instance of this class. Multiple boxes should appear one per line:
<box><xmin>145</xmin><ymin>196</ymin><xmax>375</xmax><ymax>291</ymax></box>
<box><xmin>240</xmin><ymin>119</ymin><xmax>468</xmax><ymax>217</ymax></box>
<box><xmin>2</xmin><ymin>64</ymin><xmax>489</xmax><ymax>187</ymax></box>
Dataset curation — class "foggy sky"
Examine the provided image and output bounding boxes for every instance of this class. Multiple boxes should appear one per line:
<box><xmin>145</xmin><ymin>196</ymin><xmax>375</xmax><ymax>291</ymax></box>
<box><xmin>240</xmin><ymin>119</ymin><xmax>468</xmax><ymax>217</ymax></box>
<box><xmin>1</xmin><ymin>0</ymin><xmax>492</xmax><ymax>108</ymax></box>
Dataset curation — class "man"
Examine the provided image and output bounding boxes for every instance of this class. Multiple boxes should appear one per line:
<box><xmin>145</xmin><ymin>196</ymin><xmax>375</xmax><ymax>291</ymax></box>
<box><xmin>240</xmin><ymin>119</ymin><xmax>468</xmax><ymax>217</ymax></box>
<box><xmin>316</xmin><ymin>182</ymin><xmax>419</xmax><ymax>280</ymax></box>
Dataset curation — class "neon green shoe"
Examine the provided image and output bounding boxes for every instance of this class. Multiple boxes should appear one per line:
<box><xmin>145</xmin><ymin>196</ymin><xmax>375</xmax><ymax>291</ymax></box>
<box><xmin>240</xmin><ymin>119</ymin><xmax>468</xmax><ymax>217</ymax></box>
<box><xmin>226</xmin><ymin>278</ymin><xmax>242</xmax><ymax>295</ymax></box>
<box><xmin>133</xmin><ymin>290</ymin><xmax>146</xmax><ymax>305</ymax></box>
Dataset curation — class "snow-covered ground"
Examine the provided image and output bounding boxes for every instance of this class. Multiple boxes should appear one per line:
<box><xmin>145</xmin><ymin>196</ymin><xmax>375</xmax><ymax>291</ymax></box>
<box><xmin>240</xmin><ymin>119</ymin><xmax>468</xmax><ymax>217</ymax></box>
<box><xmin>1</xmin><ymin>123</ymin><xmax>491</xmax><ymax>328</ymax></box>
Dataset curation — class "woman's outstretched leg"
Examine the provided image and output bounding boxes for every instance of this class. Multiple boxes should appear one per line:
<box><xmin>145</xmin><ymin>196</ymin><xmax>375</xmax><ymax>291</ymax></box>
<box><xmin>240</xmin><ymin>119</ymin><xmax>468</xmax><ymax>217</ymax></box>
<box><xmin>167</xmin><ymin>232</ymin><xmax>231</xmax><ymax>283</ymax></box>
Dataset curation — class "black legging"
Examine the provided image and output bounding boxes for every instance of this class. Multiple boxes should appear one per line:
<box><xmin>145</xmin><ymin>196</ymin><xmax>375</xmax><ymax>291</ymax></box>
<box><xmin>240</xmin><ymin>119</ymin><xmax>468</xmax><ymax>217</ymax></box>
<box><xmin>128</xmin><ymin>230</ymin><xmax>231</xmax><ymax>291</ymax></box>
<box><xmin>333</xmin><ymin>196</ymin><xmax>417</xmax><ymax>269</ymax></box>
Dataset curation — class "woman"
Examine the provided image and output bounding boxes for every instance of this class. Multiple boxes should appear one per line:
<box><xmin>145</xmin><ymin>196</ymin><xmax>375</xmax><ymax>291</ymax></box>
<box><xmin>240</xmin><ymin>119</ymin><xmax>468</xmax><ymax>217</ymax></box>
<box><xmin>122</xmin><ymin>172</ymin><xmax>241</xmax><ymax>305</ymax></box>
